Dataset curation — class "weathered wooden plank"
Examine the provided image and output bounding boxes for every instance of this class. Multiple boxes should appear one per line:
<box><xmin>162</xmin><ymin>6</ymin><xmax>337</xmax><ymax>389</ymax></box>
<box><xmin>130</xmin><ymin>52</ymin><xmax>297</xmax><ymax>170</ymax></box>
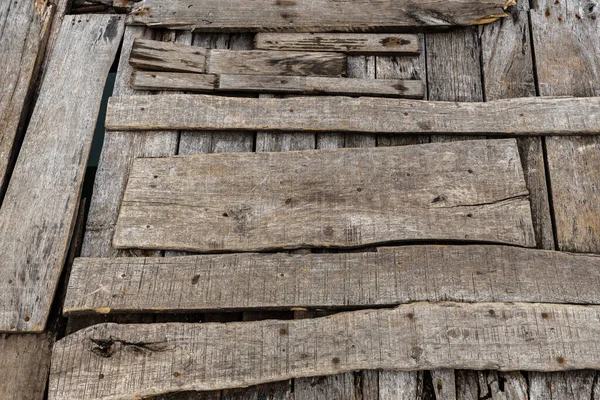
<box><xmin>49</xmin><ymin>302</ymin><xmax>600</xmax><ymax>399</ymax></box>
<box><xmin>529</xmin><ymin>371</ymin><xmax>597</xmax><ymax>400</ymax></box>
<box><xmin>0</xmin><ymin>15</ymin><xmax>124</xmax><ymax>332</ymax></box>
<box><xmin>254</xmin><ymin>33</ymin><xmax>420</xmax><ymax>55</ymax></box>
<box><xmin>131</xmin><ymin>71</ymin><xmax>424</xmax><ymax>98</ymax></box>
<box><xmin>0</xmin><ymin>0</ymin><xmax>54</xmax><ymax>196</ymax></box>
<box><xmin>64</xmin><ymin>244</ymin><xmax>600</xmax><ymax>315</ymax></box>
<box><xmin>129</xmin><ymin>38</ymin><xmax>208</xmax><ymax>73</ymax></box>
<box><xmin>126</xmin><ymin>0</ymin><xmax>512</xmax><ymax>32</ymax></box>
<box><xmin>113</xmin><ymin>140</ymin><xmax>535</xmax><ymax>252</ymax></box>
<box><xmin>0</xmin><ymin>333</ymin><xmax>54</xmax><ymax>400</ymax></box>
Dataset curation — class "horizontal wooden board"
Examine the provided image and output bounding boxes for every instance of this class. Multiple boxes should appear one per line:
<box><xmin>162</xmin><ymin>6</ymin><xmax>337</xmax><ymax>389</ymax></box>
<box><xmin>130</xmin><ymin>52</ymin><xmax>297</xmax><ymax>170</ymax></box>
<box><xmin>49</xmin><ymin>302</ymin><xmax>600</xmax><ymax>399</ymax></box>
<box><xmin>130</xmin><ymin>71</ymin><xmax>424</xmax><ymax>98</ymax></box>
<box><xmin>105</xmin><ymin>94</ymin><xmax>600</xmax><ymax>135</ymax></box>
<box><xmin>254</xmin><ymin>33</ymin><xmax>420</xmax><ymax>55</ymax></box>
<box><xmin>130</xmin><ymin>39</ymin><xmax>347</xmax><ymax>76</ymax></box>
<box><xmin>112</xmin><ymin>139</ymin><xmax>535</xmax><ymax>252</ymax></box>
<box><xmin>64</xmin><ymin>245</ymin><xmax>600</xmax><ymax>315</ymax></box>
<box><xmin>126</xmin><ymin>0</ymin><xmax>511</xmax><ymax>31</ymax></box>
<box><xmin>0</xmin><ymin>15</ymin><xmax>124</xmax><ymax>332</ymax></box>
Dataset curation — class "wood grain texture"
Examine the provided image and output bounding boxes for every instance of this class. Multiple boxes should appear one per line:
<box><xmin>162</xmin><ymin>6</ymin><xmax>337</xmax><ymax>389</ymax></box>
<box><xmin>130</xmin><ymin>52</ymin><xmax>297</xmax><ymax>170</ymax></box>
<box><xmin>0</xmin><ymin>15</ymin><xmax>124</xmax><ymax>332</ymax></box>
<box><xmin>113</xmin><ymin>140</ymin><xmax>535</xmax><ymax>252</ymax></box>
<box><xmin>126</xmin><ymin>0</ymin><xmax>511</xmax><ymax>31</ymax></box>
<box><xmin>0</xmin><ymin>332</ymin><xmax>54</xmax><ymax>400</ymax></box>
<box><xmin>254</xmin><ymin>33</ymin><xmax>420</xmax><ymax>55</ymax></box>
<box><xmin>0</xmin><ymin>0</ymin><xmax>54</xmax><ymax>195</ymax></box>
<box><xmin>49</xmin><ymin>302</ymin><xmax>600</xmax><ymax>399</ymax></box>
<box><xmin>106</xmin><ymin>94</ymin><xmax>600</xmax><ymax>135</ymax></box>
<box><xmin>132</xmin><ymin>71</ymin><xmax>424</xmax><ymax>98</ymax></box>
<box><xmin>129</xmin><ymin>38</ymin><xmax>208</xmax><ymax>72</ymax></box>
<box><xmin>64</xmin><ymin>244</ymin><xmax>600</xmax><ymax>315</ymax></box>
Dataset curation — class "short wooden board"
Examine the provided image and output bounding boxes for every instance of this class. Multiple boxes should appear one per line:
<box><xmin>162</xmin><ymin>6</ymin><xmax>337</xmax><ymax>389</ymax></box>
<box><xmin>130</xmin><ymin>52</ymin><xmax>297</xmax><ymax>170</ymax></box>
<box><xmin>112</xmin><ymin>139</ymin><xmax>535</xmax><ymax>252</ymax></box>
<box><xmin>0</xmin><ymin>15</ymin><xmax>124</xmax><ymax>332</ymax></box>
<box><xmin>49</xmin><ymin>302</ymin><xmax>600</xmax><ymax>399</ymax></box>
<box><xmin>65</xmin><ymin>245</ymin><xmax>600</xmax><ymax>315</ymax></box>
<box><xmin>105</xmin><ymin>94</ymin><xmax>600</xmax><ymax>135</ymax></box>
<box><xmin>126</xmin><ymin>0</ymin><xmax>511</xmax><ymax>31</ymax></box>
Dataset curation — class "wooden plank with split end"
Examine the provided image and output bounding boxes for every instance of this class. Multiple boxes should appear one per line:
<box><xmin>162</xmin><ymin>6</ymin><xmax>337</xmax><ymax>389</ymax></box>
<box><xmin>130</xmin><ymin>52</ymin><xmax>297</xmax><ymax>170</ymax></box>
<box><xmin>0</xmin><ymin>15</ymin><xmax>124</xmax><ymax>332</ymax></box>
<box><xmin>49</xmin><ymin>302</ymin><xmax>600</xmax><ymax>399</ymax></box>
<box><xmin>64</xmin><ymin>245</ymin><xmax>600</xmax><ymax>315</ymax></box>
<box><xmin>126</xmin><ymin>0</ymin><xmax>512</xmax><ymax>31</ymax></box>
<box><xmin>112</xmin><ymin>139</ymin><xmax>535</xmax><ymax>252</ymax></box>
<box><xmin>254</xmin><ymin>33</ymin><xmax>420</xmax><ymax>55</ymax></box>
<box><xmin>105</xmin><ymin>94</ymin><xmax>600</xmax><ymax>135</ymax></box>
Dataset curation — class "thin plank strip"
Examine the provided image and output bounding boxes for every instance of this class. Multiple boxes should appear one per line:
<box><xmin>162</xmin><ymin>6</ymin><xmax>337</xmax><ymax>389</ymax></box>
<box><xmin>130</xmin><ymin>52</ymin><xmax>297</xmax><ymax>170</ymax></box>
<box><xmin>130</xmin><ymin>71</ymin><xmax>218</xmax><ymax>91</ymax></box>
<box><xmin>126</xmin><ymin>0</ymin><xmax>512</xmax><ymax>31</ymax></box>
<box><xmin>49</xmin><ymin>302</ymin><xmax>600</xmax><ymax>399</ymax></box>
<box><xmin>129</xmin><ymin>38</ymin><xmax>208</xmax><ymax>72</ymax></box>
<box><xmin>254</xmin><ymin>33</ymin><xmax>420</xmax><ymax>55</ymax></box>
<box><xmin>0</xmin><ymin>0</ymin><xmax>54</xmax><ymax>195</ymax></box>
<box><xmin>64</xmin><ymin>244</ymin><xmax>600</xmax><ymax>315</ymax></box>
<box><xmin>112</xmin><ymin>140</ymin><xmax>535</xmax><ymax>252</ymax></box>
<box><xmin>105</xmin><ymin>94</ymin><xmax>600</xmax><ymax>135</ymax></box>
<box><xmin>0</xmin><ymin>15</ymin><xmax>124</xmax><ymax>332</ymax></box>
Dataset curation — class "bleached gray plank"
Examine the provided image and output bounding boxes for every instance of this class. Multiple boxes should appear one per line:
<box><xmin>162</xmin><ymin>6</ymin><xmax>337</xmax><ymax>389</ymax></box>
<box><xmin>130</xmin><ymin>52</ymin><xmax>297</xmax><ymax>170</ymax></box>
<box><xmin>254</xmin><ymin>33</ymin><xmax>420</xmax><ymax>55</ymax></box>
<box><xmin>126</xmin><ymin>0</ymin><xmax>512</xmax><ymax>31</ymax></box>
<box><xmin>129</xmin><ymin>38</ymin><xmax>208</xmax><ymax>72</ymax></box>
<box><xmin>131</xmin><ymin>71</ymin><xmax>424</xmax><ymax>98</ymax></box>
<box><xmin>0</xmin><ymin>0</ymin><xmax>54</xmax><ymax>194</ymax></box>
<box><xmin>105</xmin><ymin>94</ymin><xmax>600</xmax><ymax>135</ymax></box>
<box><xmin>0</xmin><ymin>15</ymin><xmax>124</xmax><ymax>332</ymax></box>
<box><xmin>112</xmin><ymin>139</ymin><xmax>535</xmax><ymax>252</ymax></box>
<box><xmin>64</xmin><ymin>245</ymin><xmax>600</xmax><ymax>315</ymax></box>
<box><xmin>49</xmin><ymin>302</ymin><xmax>600</xmax><ymax>399</ymax></box>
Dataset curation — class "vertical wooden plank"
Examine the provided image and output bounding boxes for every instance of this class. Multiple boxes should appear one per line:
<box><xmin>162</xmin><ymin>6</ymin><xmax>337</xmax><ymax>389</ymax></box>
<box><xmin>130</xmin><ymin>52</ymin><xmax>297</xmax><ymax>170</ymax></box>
<box><xmin>530</xmin><ymin>0</ymin><xmax>600</xmax><ymax>396</ymax></box>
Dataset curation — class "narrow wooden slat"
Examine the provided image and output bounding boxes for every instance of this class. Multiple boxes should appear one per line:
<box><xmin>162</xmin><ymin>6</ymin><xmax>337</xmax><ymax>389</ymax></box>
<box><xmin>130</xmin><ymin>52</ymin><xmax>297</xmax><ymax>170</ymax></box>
<box><xmin>113</xmin><ymin>140</ymin><xmax>535</xmax><ymax>252</ymax></box>
<box><xmin>254</xmin><ymin>33</ymin><xmax>420</xmax><ymax>55</ymax></box>
<box><xmin>129</xmin><ymin>38</ymin><xmax>208</xmax><ymax>72</ymax></box>
<box><xmin>106</xmin><ymin>94</ymin><xmax>600</xmax><ymax>135</ymax></box>
<box><xmin>0</xmin><ymin>15</ymin><xmax>124</xmax><ymax>332</ymax></box>
<box><xmin>131</xmin><ymin>71</ymin><xmax>424</xmax><ymax>98</ymax></box>
<box><xmin>64</xmin><ymin>244</ymin><xmax>600</xmax><ymax>315</ymax></box>
<box><xmin>0</xmin><ymin>0</ymin><xmax>54</xmax><ymax>195</ymax></box>
<box><xmin>126</xmin><ymin>0</ymin><xmax>512</xmax><ymax>31</ymax></box>
<box><xmin>49</xmin><ymin>302</ymin><xmax>600</xmax><ymax>399</ymax></box>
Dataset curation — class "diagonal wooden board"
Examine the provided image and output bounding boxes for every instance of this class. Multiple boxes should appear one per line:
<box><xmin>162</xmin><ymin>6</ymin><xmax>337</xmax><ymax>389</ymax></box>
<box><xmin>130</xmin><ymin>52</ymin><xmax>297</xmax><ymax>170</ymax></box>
<box><xmin>105</xmin><ymin>94</ymin><xmax>600</xmax><ymax>135</ymax></box>
<box><xmin>0</xmin><ymin>0</ymin><xmax>54</xmax><ymax>196</ymax></box>
<box><xmin>49</xmin><ymin>302</ymin><xmax>600</xmax><ymax>399</ymax></box>
<box><xmin>112</xmin><ymin>139</ymin><xmax>536</xmax><ymax>252</ymax></box>
<box><xmin>65</xmin><ymin>244</ymin><xmax>600</xmax><ymax>315</ymax></box>
<box><xmin>126</xmin><ymin>0</ymin><xmax>513</xmax><ymax>32</ymax></box>
<box><xmin>0</xmin><ymin>15</ymin><xmax>124</xmax><ymax>332</ymax></box>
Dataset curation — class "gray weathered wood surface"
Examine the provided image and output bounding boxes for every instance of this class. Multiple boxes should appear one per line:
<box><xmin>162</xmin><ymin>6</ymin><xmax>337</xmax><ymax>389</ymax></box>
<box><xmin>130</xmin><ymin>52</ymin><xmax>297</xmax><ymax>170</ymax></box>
<box><xmin>0</xmin><ymin>15</ymin><xmax>124</xmax><ymax>332</ymax></box>
<box><xmin>130</xmin><ymin>38</ymin><xmax>347</xmax><ymax>76</ymax></box>
<box><xmin>106</xmin><ymin>94</ymin><xmax>600</xmax><ymax>135</ymax></box>
<box><xmin>126</xmin><ymin>0</ymin><xmax>512</xmax><ymax>31</ymax></box>
<box><xmin>131</xmin><ymin>71</ymin><xmax>424</xmax><ymax>98</ymax></box>
<box><xmin>65</xmin><ymin>245</ymin><xmax>600</xmax><ymax>315</ymax></box>
<box><xmin>49</xmin><ymin>302</ymin><xmax>600</xmax><ymax>399</ymax></box>
<box><xmin>113</xmin><ymin>140</ymin><xmax>535</xmax><ymax>252</ymax></box>
<box><xmin>0</xmin><ymin>332</ymin><xmax>54</xmax><ymax>400</ymax></box>
<box><xmin>0</xmin><ymin>0</ymin><xmax>54</xmax><ymax>195</ymax></box>
<box><xmin>254</xmin><ymin>33</ymin><xmax>420</xmax><ymax>55</ymax></box>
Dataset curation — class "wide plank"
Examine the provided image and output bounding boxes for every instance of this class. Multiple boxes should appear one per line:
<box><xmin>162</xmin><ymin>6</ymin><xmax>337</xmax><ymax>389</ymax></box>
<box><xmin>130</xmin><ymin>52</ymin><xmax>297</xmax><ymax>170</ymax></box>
<box><xmin>254</xmin><ymin>33</ymin><xmax>420</xmax><ymax>55</ymax></box>
<box><xmin>0</xmin><ymin>15</ymin><xmax>124</xmax><ymax>332</ymax></box>
<box><xmin>130</xmin><ymin>38</ymin><xmax>347</xmax><ymax>76</ymax></box>
<box><xmin>64</xmin><ymin>244</ymin><xmax>600</xmax><ymax>315</ymax></box>
<box><xmin>126</xmin><ymin>0</ymin><xmax>512</xmax><ymax>32</ymax></box>
<box><xmin>49</xmin><ymin>302</ymin><xmax>600</xmax><ymax>399</ymax></box>
<box><xmin>112</xmin><ymin>139</ymin><xmax>535</xmax><ymax>252</ymax></box>
<box><xmin>0</xmin><ymin>0</ymin><xmax>54</xmax><ymax>195</ymax></box>
<box><xmin>105</xmin><ymin>94</ymin><xmax>600</xmax><ymax>135</ymax></box>
<box><xmin>131</xmin><ymin>71</ymin><xmax>424</xmax><ymax>98</ymax></box>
